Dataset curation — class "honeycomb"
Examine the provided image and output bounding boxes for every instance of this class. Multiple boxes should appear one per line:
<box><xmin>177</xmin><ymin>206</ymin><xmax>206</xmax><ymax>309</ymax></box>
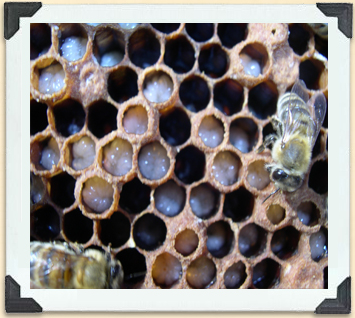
<box><xmin>30</xmin><ymin>23</ymin><xmax>328</xmax><ymax>289</ymax></box>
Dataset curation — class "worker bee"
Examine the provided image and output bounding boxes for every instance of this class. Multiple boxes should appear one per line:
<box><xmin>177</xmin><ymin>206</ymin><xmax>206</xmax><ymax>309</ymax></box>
<box><xmin>257</xmin><ymin>79</ymin><xmax>327</xmax><ymax>201</ymax></box>
<box><xmin>30</xmin><ymin>241</ymin><xmax>123</xmax><ymax>289</ymax></box>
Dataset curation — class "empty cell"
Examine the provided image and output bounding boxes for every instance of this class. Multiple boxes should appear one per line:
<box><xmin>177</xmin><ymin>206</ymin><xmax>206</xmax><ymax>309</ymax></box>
<box><xmin>59</xmin><ymin>24</ymin><xmax>88</xmax><ymax>62</ymax></box>
<box><xmin>189</xmin><ymin>183</ymin><xmax>219</xmax><ymax>219</ymax></box>
<box><xmin>247</xmin><ymin>160</ymin><xmax>270</xmax><ymax>190</ymax></box>
<box><xmin>152</xmin><ymin>253</ymin><xmax>182</xmax><ymax>288</ymax></box>
<box><xmin>40</xmin><ymin>138</ymin><xmax>60</xmax><ymax>170</ymax></box>
<box><xmin>108</xmin><ymin>67</ymin><xmax>138</xmax><ymax>104</ymax></box>
<box><xmin>310</xmin><ymin>227</ymin><xmax>328</xmax><ymax>262</ymax></box>
<box><xmin>224</xmin><ymin>261</ymin><xmax>247</xmax><ymax>289</ymax></box>
<box><xmin>102</xmin><ymin>138</ymin><xmax>133</xmax><ymax>176</ymax></box>
<box><xmin>217</xmin><ymin>23</ymin><xmax>248</xmax><ymax>48</ymax></box>
<box><xmin>38</xmin><ymin>63</ymin><xmax>65</xmax><ymax>95</ymax></box>
<box><xmin>119</xmin><ymin>23</ymin><xmax>139</xmax><ymax>30</ymax></box>
<box><xmin>82</xmin><ymin>177</ymin><xmax>114</xmax><ymax>213</ymax></box>
<box><xmin>143</xmin><ymin>71</ymin><xmax>173</xmax><ymax>103</ymax></box>
<box><xmin>262</xmin><ymin>122</ymin><xmax>276</xmax><ymax>150</ymax></box>
<box><xmin>223</xmin><ymin>187</ymin><xmax>254</xmax><ymax>222</ymax></box>
<box><xmin>199</xmin><ymin>44</ymin><xmax>229</xmax><ymax>78</ymax></box>
<box><xmin>199</xmin><ymin>116</ymin><xmax>224</xmax><ymax>148</ymax></box>
<box><xmin>133</xmin><ymin>213</ymin><xmax>167</xmax><ymax>251</ymax></box>
<box><xmin>296</xmin><ymin>201</ymin><xmax>320</xmax><ymax>226</ymax></box>
<box><xmin>174</xmin><ymin>229</ymin><xmax>199</xmax><ymax>256</ymax></box>
<box><xmin>30</xmin><ymin>173</ymin><xmax>46</xmax><ymax>206</ymax></box>
<box><xmin>213</xmin><ymin>79</ymin><xmax>244</xmax><ymax>116</ymax></box>
<box><xmin>99</xmin><ymin>212</ymin><xmax>131</xmax><ymax>248</ymax></box>
<box><xmin>31</xmin><ymin>23</ymin><xmax>51</xmax><ymax>60</ymax></box>
<box><xmin>186</xmin><ymin>23</ymin><xmax>214</xmax><ymax>42</ymax></box>
<box><xmin>32</xmin><ymin>205</ymin><xmax>60</xmax><ymax>240</ymax></box>
<box><xmin>212</xmin><ymin>151</ymin><xmax>240</xmax><ymax>186</ymax></box>
<box><xmin>179</xmin><ymin>76</ymin><xmax>210</xmax><ymax>112</ymax></box>
<box><xmin>154</xmin><ymin>180</ymin><xmax>186</xmax><ymax>217</ymax></box>
<box><xmin>266</xmin><ymin>204</ymin><xmax>285</xmax><ymax>225</ymax></box>
<box><xmin>230</xmin><ymin>118</ymin><xmax>258</xmax><ymax>153</ymax></box>
<box><xmin>271</xmin><ymin>226</ymin><xmax>300</xmax><ymax>260</ymax></box>
<box><xmin>123</xmin><ymin>106</ymin><xmax>148</xmax><ymax>135</ymax></box>
<box><xmin>323</xmin><ymin>267</ymin><xmax>328</xmax><ymax>289</ymax></box>
<box><xmin>308</xmin><ymin>160</ymin><xmax>328</xmax><ymax>194</ymax></box>
<box><xmin>186</xmin><ymin>256</ymin><xmax>216</xmax><ymax>289</ymax></box>
<box><xmin>299</xmin><ymin>59</ymin><xmax>325</xmax><ymax>90</ymax></box>
<box><xmin>30</xmin><ymin>101</ymin><xmax>48</xmax><ymax>135</ymax></box>
<box><xmin>206</xmin><ymin>221</ymin><xmax>233</xmax><ymax>258</ymax></box>
<box><xmin>63</xmin><ymin>208</ymin><xmax>93</xmax><ymax>244</ymax></box>
<box><xmin>288</xmin><ymin>24</ymin><xmax>311</xmax><ymax>56</ymax></box>
<box><xmin>71</xmin><ymin>136</ymin><xmax>96</xmax><ymax>170</ymax></box>
<box><xmin>138</xmin><ymin>142</ymin><xmax>170</xmax><ymax>180</ymax></box>
<box><xmin>151</xmin><ymin>23</ymin><xmax>180</xmax><ymax>34</ymax></box>
<box><xmin>252</xmin><ymin>258</ymin><xmax>280</xmax><ymax>289</ymax></box>
<box><xmin>240</xmin><ymin>43</ymin><xmax>269</xmax><ymax>77</ymax></box>
<box><xmin>312</xmin><ymin>133</ymin><xmax>322</xmax><ymax>159</ymax></box>
<box><xmin>119</xmin><ymin>178</ymin><xmax>150</xmax><ymax>214</ymax></box>
<box><xmin>50</xmin><ymin>173</ymin><xmax>76</xmax><ymax>208</ymax></box>
<box><xmin>238</xmin><ymin>223</ymin><xmax>267</xmax><ymax>257</ymax></box>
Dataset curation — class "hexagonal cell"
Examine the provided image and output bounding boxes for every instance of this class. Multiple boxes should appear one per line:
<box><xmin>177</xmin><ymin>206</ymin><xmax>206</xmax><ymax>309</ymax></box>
<box><xmin>154</xmin><ymin>180</ymin><xmax>186</xmax><ymax>217</ymax></box>
<box><xmin>93</xmin><ymin>27</ymin><xmax>125</xmax><ymax>67</ymax></box>
<box><xmin>288</xmin><ymin>23</ymin><xmax>311</xmax><ymax>56</ymax></box>
<box><xmin>31</xmin><ymin>205</ymin><xmax>60</xmax><ymax>240</ymax></box>
<box><xmin>119</xmin><ymin>178</ymin><xmax>150</xmax><ymax>214</ymax></box>
<box><xmin>230</xmin><ymin>118</ymin><xmax>258</xmax><ymax>153</ymax></box>
<box><xmin>102</xmin><ymin>138</ymin><xmax>133</xmax><ymax>176</ymax></box>
<box><xmin>224</xmin><ymin>261</ymin><xmax>247</xmax><ymax>289</ymax></box>
<box><xmin>223</xmin><ymin>187</ymin><xmax>254</xmax><ymax>222</ymax></box>
<box><xmin>99</xmin><ymin>212</ymin><xmax>131</xmax><ymax>248</ymax></box>
<box><xmin>160</xmin><ymin>108</ymin><xmax>191</xmax><ymax>146</ymax></box>
<box><xmin>247</xmin><ymin>160</ymin><xmax>270</xmax><ymax>190</ymax></box>
<box><xmin>71</xmin><ymin>136</ymin><xmax>96</xmax><ymax>171</ymax></box>
<box><xmin>34</xmin><ymin>137</ymin><xmax>60</xmax><ymax>171</ymax></box>
<box><xmin>213</xmin><ymin>79</ymin><xmax>244</xmax><ymax>116</ymax></box>
<box><xmin>248</xmin><ymin>81</ymin><xmax>278</xmax><ymax>120</ymax></box>
<box><xmin>151</xmin><ymin>23</ymin><xmax>180</xmax><ymax>34</ymax></box>
<box><xmin>323</xmin><ymin>267</ymin><xmax>328</xmax><ymax>289</ymax></box>
<box><xmin>164</xmin><ymin>36</ymin><xmax>195</xmax><ymax>74</ymax></box>
<box><xmin>63</xmin><ymin>208</ymin><xmax>93</xmax><ymax>243</ymax></box>
<box><xmin>30</xmin><ymin>173</ymin><xmax>46</xmax><ymax>206</ymax></box>
<box><xmin>240</xmin><ymin>43</ymin><xmax>269</xmax><ymax>77</ymax></box>
<box><xmin>186</xmin><ymin>23</ymin><xmax>214</xmax><ymax>42</ymax></box>
<box><xmin>128</xmin><ymin>28</ymin><xmax>160</xmax><ymax>68</ymax></box>
<box><xmin>87</xmin><ymin>100</ymin><xmax>117</xmax><ymax>138</ymax></box>
<box><xmin>296</xmin><ymin>201</ymin><xmax>320</xmax><ymax>226</ymax></box>
<box><xmin>53</xmin><ymin>99</ymin><xmax>85</xmax><ymax>137</ymax></box>
<box><xmin>30</xmin><ymin>101</ymin><xmax>48</xmax><ymax>135</ymax></box>
<box><xmin>138</xmin><ymin>141</ymin><xmax>170</xmax><ymax>180</ymax></box>
<box><xmin>37</xmin><ymin>62</ymin><xmax>66</xmax><ymax>95</ymax></box>
<box><xmin>207</xmin><ymin>221</ymin><xmax>234</xmax><ymax>258</ymax></box>
<box><xmin>186</xmin><ymin>256</ymin><xmax>216</xmax><ymax>289</ymax></box>
<box><xmin>198</xmin><ymin>116</ymin><xmax>224</xmax><ymax>148</ymax></box>
<box><xmin>308</xmin><ymin>160</ymin><xmax>328</xmax><ymax>194</ymax></box>
<box><xmin>179</xmin><ymin>76</ymin><xmax>210</xmax><ymax>112</ymax></box>
<box><xmin>190</xmin><ymin>183</ymin><xmax>219</xmax><ymax>219</ymax></box>
<box><xmin>271</xmin><ymin>226</ymin><xmax>300</xmax><ymax>260</ymax></box>
<box><xmin>266</xmin><ymin>204</ymin><xmax>285</xmax><ymax>225</ymax></box>
<box><xmin>143</xmin><ymin>71</ymin><xmax>173</xmax><ymax>103</ymax></box>
<box><xmin>58</xmin><ymin>23</ymin><xmax>88</xmax><ymax>62</ymax></box>
<box><xmin>212</xmin><ymin>151</ymin><xmax>241</xmax><ymax>186</ymax></box>
<box><xmin>123</xmin><ymin>105</ymin><xmax>148</xmax><ymax>135</ymax></box>
<box><xmin>217</xmin><ymin>23</ymin><xmax>248</xmax><ymax>48</ymax></box>
<box><xmin>30</xmin><ymin>23</ymin><xmax>51</xmax><ymax>60</ymax></box>
<box><xmin>108</xmin><ymin>67</ymin><xmax>138</xmax><ymax>103</ymax></box>
<box><xmin>238</xmin><ymin>223</ymin><xmax>267</xmax><ymax>258</ymax></box>
<box><xmin>315</xmin><ymin>32</ymin><xmax>328</xmax><ymax>59</ymax></box>
<box><xmin>199</xmin><ymin>44</ymin><xmax>229</xmax><ymax>78</ymax></box>
<box><xmin>252</xmin><ymin>258</ymin><xmax>280</xmax><ymax>289</ymax></box>
<box><xmin>310</xmin><ymin>227</ymin><xmax>328</xmax><ymax>262</ymax></box>
<box><xmin>299</xmin><ymin>59</ymin><xmax>326</xmax><ymax>90</ymax></box>
<box><xmin>152</xmin><ymin>253</ymin><xmax>182</xmax><ymax>288</ymax></box>
<box><xmin>81</xmin><ymin>177</ymin><xmax>114</xmax><ymax>213</ymax></box>
<box><xmin>49</xmin><ymin>172</ymin><xmax>76</xmax><ymax>208</ymax></box>
<box><xmin>133</xmin><ymin>213</ymin><xmax>167</xmax><ymax>251</ymax></box>
<box><xmin>174</xmin><ymin>146</ymin><xmax>205</xmax><ymax>184</ymax></box>
<box><xmin>175</xmin><ymin>229</ymin><xmax>199</xmax><ymax>256</ymax></box>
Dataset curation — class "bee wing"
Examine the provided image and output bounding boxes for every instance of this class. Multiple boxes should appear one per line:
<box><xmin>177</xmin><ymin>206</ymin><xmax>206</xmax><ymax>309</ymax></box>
<box><xmin>307</xmin><ymin>92</ymin><xmax>327</xmax><ymax>147</ymax></box>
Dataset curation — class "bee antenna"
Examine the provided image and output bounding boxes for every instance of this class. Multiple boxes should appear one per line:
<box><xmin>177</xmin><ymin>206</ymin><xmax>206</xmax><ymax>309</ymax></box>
<box><xmin>262</xmin><ymin>188</ymin><xmax>280</xmax><ymax>203</ymax></box>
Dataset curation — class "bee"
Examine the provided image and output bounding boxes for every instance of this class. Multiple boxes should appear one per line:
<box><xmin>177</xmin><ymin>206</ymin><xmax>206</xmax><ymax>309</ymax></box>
<box><xmin>257</xmin><ymin>79</ymin><xmax>327</xmax><ymax>201</ymax></box>
<box><xmin>30</xmin><ymin>241</ymin><xmax>123</xmax><ymax>289</ymax></box>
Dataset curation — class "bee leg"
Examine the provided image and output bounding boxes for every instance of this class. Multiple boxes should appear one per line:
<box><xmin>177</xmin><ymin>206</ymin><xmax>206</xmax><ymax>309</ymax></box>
<box><xmin>256</xmin><ymin>134</ymin><xmax>278</xmax><ymax>153</ymax></box>
<box><xmin>270</xmin><ymin>116</ymin><xmax>283</xmax><ymax>137</ymax></box>
<box><xmin>69</xmin><ymin>242</ymin><xmax>84</xmax><ymax>254</ymax></box>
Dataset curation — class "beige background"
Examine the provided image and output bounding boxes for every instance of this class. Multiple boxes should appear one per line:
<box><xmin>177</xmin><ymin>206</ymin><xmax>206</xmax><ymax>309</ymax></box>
<box><xmin>1</xmin><ymin>0</ymin><xmax>353</xmax><ymax>316</ymax></box>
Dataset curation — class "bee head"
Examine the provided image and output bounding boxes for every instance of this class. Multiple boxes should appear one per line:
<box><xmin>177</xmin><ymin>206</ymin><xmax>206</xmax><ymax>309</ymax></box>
<box><xmin>271</xmin><ymin>168</ymin><xmax>303</xmax><ymax>192</ymax></box>
<box><xmin>108</xmin><ymin>260</ymin><xmax>124</xmax><ymax>289</ymax></box>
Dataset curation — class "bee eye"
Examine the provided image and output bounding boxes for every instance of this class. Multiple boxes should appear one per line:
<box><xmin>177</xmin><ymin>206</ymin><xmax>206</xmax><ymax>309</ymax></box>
<box><xmin>272</xmin><ymin>169</ymin><xmax>288</xmax><ymax>181</ymax></box>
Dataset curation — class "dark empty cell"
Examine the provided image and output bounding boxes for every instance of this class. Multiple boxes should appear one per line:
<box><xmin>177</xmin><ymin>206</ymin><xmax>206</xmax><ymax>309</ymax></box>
<box><xmin>299</xmin><ymin>59</ymin><xmax>324</xmax><ymax>90</ymax></box>
<box><xmin>199</xmin><ymin>44</ymin><xmax>229</xmax><ymax>78</ymax></box>
<box><xmin>224</xmin><ymin>261</ymin><xmax>247</xmax><ymax>289</ymax></box>
<box><xmin>223</xmin><ymin>187</ymin><xmax>254</xmax><ymax>222</ymax></box>
<box><xmin>53</xmin><ymin>99</ymin><xmax>85</xmax><ymax>137</ymax></box>
<box><xmin>128</xmin><ymin>28</ymin><xmax>160</xmax><ymax>68</ymax></box>
<box><xmin>288</xmin><ymin>23</ymin><xmax>311</xmax><ymax>56</ymax></box>
<box><xmin>185</xmin><ymin>23</ymin><xmax>214</xmax><ymax>42</ymax></box>
<box><xmin>179</xmin><ymin>76</ymin><xmax>210</xmax><ymax>112</ymax></box>
<box><xmin>119</xmin><ymin>178</ymin><xmax>151</xmax><ymax>214</ymax></box>
<box><xmin>30</xmin><ymin>23</ymin><xmax>52</xmax><ymax>60</ymax></box>
<box><xmin>312</xmin><ymin>133</ymin><xmax>322</xmax><ymax>158</ymax></box>
<box><xmin>217</xmin><ymin>23</ymin><xmax>248</xmax><ymax>48</ymax></box>
<box><xmin>30</xmin><ymin>101</ymin><xmax>48</xmax><ymax>135</ymax></box>
<box><xmin>50</xmin><ymin>173</ymin><xmax>76</xmax><ymax>208</ymax></box>
<box><xmin>248</xmin><ymin>81</ymin><xmax>278</xmax><ymax>119</ymax></box>
<box><xmin>238</xmin><ymin>223</ymin><xmax>267</xmax><ymax>258</ymax></box>
<box><xmin>214</xmin><ymin>79</ymin><xmax>244</xmax><ymax>116</ymax></box>
<box><xmin>133</xmin><ymin>213</ymin><xmax>167</xmax><ymax>251</ymax></box>
<box><xmin>32</xmin><ymin>205</ymin><xmax>60</xmax><ymax>240</ymax></box>
<box><xmin>262</xmin><ymin>123</ymin><xmax>276</xmax><ymax>150</ymax></box>
<box><xmin>174</xmin><ymin>146</ymin><xmax>205</xmax><ymax>184</ymax></box>
<box><xmin>108</xmin><ymin>67</ymin><xmax>138</xmax><ymax>103</ymax></box>
<box><xmin>151</xmin><ymin>23</ymin><xmax>180</xmax><ymax>34</ymax></box>
<box><xmin>164</xmin><ymin>36</ymin><xmax>195</xmax><ymax>74</ymax></box>
<box><xmin>271</xmin><ymin>226</ymin><xmax>300</xmax><ymax>260</ymax></box>
<box><xmin>206</xmin><ymin>221</ymin><xmax>234</xmax><ymax>258</ymax></box>
<box><xmin>230</xmin><ymin>118</ymin><xmax>258</xmax><ymax>153</ymax></box>
<box><xmin>297</xmin><ymin>201</ymin><xmax>320</xmax><ymax>227</ymax></box>
<box><xmin>252</xmin><ymin>258</ymin><xmax>280</xmax><ymax>289</ymax></box>
<box><xmin>63</xmin><ymin>208</ymin><xmax>93</xmax><ymax>243</ymax></box>
<box><xmin>310</xmin><ymin>227</ymin><xmax>328</xmax><ymax>262</ymax></box>
<box><xmin>99</xmin><ymin>212</ymin><xmax>131</xmax><ymax>248</ymax></box>
<box><xmin>115</xmin><ymin>248</ymin><xmax>146</xmax><ymax>286</ymax></box>
<box><xmin>88</xmin><ymin>100</ymin><xmax>118</xmax><ymax>138</ymax></box>
<box><xmin>323</xmin><ymin>267</ymin><xmax>328</xmax><ymax>289</ymax></box>
<box><xmin>160</xmin><ymin>108</ymin><xmax>191</xmax><ymax>146</ymax></box>
<box><xmin>315</xmin><ymin>34</ymin><xmax>328</xmax><ymax>59</ymax></box>
<box><xmin>308</xmin><ymin>160</ymin><xmax>328</xmax><ymax>194</ymax></box>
